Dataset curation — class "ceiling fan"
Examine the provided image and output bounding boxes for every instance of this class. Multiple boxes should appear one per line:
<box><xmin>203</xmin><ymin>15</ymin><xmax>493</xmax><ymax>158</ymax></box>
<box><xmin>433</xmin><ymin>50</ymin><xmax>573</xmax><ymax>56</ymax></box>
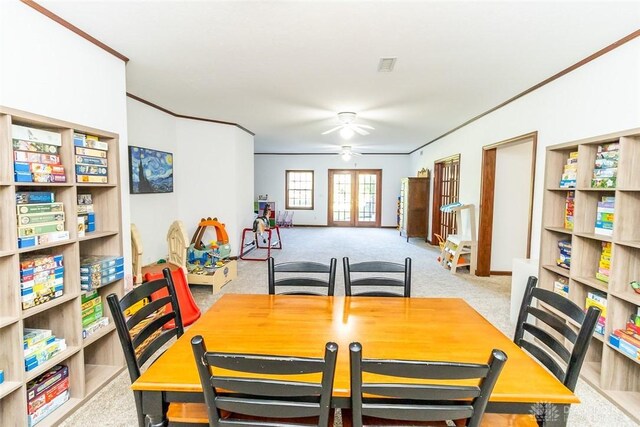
<box><xmin>337</xmin><ymin>145</ymin><xmax>362</xmax><ymax>161</ymax></box>
<box><xmin>322</xmin><ymin>112</ymin><xmax>374</xmax><ymax>139</ymax></box>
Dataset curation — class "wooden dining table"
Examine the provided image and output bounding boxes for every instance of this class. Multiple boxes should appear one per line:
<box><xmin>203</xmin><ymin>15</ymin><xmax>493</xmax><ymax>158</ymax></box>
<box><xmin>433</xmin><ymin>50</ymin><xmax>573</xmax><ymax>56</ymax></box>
<box><xmin>132</xmin><ymin>294</ymin><xmax>579</xmax><ymax>426</ymax></box>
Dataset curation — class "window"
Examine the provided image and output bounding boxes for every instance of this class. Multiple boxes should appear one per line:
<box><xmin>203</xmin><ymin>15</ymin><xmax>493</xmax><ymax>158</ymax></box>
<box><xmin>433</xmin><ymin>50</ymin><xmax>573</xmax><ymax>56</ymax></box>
<box><xmin>286</xmin><ymin>170</ymin><xmax>314</xmax><ymax>209</ymax></box>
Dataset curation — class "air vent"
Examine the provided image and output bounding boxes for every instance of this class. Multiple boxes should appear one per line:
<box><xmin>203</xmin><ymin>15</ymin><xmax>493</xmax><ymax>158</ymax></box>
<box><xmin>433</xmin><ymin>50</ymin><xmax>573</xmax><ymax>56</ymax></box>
<box><xmin>378</xmin><ymin>57</ymin><xmax>397</xmax><ymax>72</ymax></box>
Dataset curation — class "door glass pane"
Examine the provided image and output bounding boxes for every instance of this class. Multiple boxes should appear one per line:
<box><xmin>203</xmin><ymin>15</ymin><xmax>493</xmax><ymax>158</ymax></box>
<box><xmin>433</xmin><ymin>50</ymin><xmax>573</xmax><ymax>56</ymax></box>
<box><xmin>358</xmin><ymin>174</ymin><xmax>377</xmax><ymax>222</ymax></box>
<box><xmin>332</xmin><ymin>174</ymin><xmax>351</xmax><ymax>221</ymax></box>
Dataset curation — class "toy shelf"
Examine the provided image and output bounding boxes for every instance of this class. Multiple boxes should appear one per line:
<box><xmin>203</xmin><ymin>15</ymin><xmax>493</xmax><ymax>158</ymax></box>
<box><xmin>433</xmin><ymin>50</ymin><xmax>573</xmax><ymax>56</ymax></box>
<box><xmin>0</xmin><ymin>106</ymin><xmax>125</xmax><ymax>426</ymax></box>
<box><xmin>539</xmin><ymin>128</ymin><xmax>640</xmax><ymax>424</ymax></box>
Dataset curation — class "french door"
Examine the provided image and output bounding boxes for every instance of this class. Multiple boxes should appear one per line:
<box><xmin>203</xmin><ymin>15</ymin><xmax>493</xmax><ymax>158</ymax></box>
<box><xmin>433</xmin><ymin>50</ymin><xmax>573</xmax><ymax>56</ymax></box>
<box><xmin>431</xmin><ymin>154</ymin><xmax>460</xmax><ymax>244</ymax></box>
<box><xmin>328</xmin><ymin>169</ymin><xmax>381</xmax><ymax>227</ymax></box>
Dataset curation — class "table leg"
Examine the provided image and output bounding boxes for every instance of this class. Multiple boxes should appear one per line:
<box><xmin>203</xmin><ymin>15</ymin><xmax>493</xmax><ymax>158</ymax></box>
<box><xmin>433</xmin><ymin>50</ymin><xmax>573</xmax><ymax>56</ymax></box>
<box><xmin>142</xmin><ymin>391</ymin><xmax>168</xmax><ymax>427</ymax></box>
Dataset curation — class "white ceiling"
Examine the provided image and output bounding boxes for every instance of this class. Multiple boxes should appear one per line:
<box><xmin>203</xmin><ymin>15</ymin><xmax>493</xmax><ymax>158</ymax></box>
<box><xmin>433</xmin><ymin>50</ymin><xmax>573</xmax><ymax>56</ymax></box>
<box><xmin>40</xmin><ymin>1</ymin><xmax>640</xmax><ymax>154</ymax></box>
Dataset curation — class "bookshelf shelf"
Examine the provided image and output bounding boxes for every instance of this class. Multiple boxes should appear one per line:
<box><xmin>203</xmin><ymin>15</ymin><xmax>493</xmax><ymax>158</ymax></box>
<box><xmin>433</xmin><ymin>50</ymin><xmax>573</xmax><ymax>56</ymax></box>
<box><xmin>0</xmin><ymin>316</ymin><xmax>19</xmax><ymax>329</ymax></box>
<box><xmin>78</xmin><ymin>230</ymin><xmax>119</xmax><ymax>242</ymax></box>
<box><xmin>609</xmin><ymin>290</ymin><xmax>640</xmax><ymax>307</ymax></box>
<box><xmin>16</xmin><ymin>239</ymin><xmax>76</xmax><ymax>254</ymax></box>
<box><xmin>82</xmin><ymin>323</ymin><xmax>116</xmax><ymax>348</ymax></box>
<box><xmin>0</xmin><ymin>381</ymin><xmax>22</xmax><ymax>400</ymax></box>
<box><xmin>542</xmin><ymin>264</ymin><xmax>570</xmax><ymax>277</ymax></box>
<box><xmin>24</xmin><ymin>346</ymin><xmax>81</xmax><ymax>383</ymax></box>
<box><xmin>540</xmin><ymin>129</ymin><xmax>640</xmax><ymax>424</ymax></box>
<box><xmin>21</xmin><ymin>292</ymin><xmax>79</xmax><ymax>319</ymax></box>
<box><xmin>606</xmin><ymin>342</ymin><xmax>640</xmax><ymax>366</ymax></box>
<box><xmin>573</xmin><ymin>232</ymin><xmax>613</xmax><ymax>243</ymax></box>
<box><xmin>84</xmin><ymin>364</ymin><xmax>122</xmax><ymax>396</ymax></box>
<box><xmin>616</xmin><ymin>240</ymin><xmax>640</xmax><ymax>249</ymax></box>
<box><xmin>0</xmin><ymin>106</ymin><xmax>124</xmax><ymax>426</ymax></box>
<box><xmin>36</xmin><ymin>397</ymin><xmax>82</xmax><ymax>427</ymax></box>
<box><xmin>544</xmin><ymin>226</ymin><xmax>573</xmax><ymax>235</ymax></box>
<box><xmin>572</xmin><ymin>276</ymin><xmax>609</xmax><ymax>294</ymax></box>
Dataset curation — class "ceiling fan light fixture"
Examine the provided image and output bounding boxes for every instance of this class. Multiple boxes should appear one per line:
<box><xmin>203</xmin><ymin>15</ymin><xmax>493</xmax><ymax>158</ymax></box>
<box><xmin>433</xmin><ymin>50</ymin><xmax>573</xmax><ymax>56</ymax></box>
<box><xmin>341</xmin><ymin>145</ymin><xmax>353</xmax><ymax>161</ymax></box>
<box><xmin>339</xmin><ymin>127</ymin><xmax>355</xmax><ymax>139</ymax></box>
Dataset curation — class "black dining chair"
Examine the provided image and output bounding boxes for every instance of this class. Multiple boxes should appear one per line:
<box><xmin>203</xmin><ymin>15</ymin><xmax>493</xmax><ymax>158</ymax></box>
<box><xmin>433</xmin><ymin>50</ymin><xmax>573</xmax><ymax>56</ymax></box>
<box><xmin>513</xmin><ymin>276</ymin><xmax>601</xmax><ymax>392</ymax></box>
<box><xmin>191</xmin><ymin>336</ymin><xmax>338</xmax><ymax>427</ymax></box>
<box><xmin>346</xmin><ymin>342</ymin><xmax>508</xmax><ymax>427</ymax></box>
<box><xmin>107</xmin><ymin>267</ymin><xmax>205</xmax><ymax>427</ymax></box>
<box><xmin>343</xmin><ymin>257</ymin><xmax>411</xmax><ymax>297</ymax></box>
<box><xmin>268</xmin><ymin>257</ymin><xmax>337</xmax><ymax>296</ymax></box>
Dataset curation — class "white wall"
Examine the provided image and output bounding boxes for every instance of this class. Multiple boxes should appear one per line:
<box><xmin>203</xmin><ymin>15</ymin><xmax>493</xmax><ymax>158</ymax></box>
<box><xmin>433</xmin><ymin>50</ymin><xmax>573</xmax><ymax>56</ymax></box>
<box><xmin>0</xmin><ymin>2</ymin><xmax>132</xmax><ymax>286</ymax></box>
<box><xmin>411</xmin><ymin>37</ymin><xmax>640</xmax><ymax>261</ymax></box>
<box><xmin>127</xmin><ymin>99</ymin><xmax>178</xmax><ymax>264</ymax></box>
<box><xmin>255</xmin><ymin>155</ymin><xmax>410</xmax><ymax>227</ymax></box>
<box><xmin>491</xmin><ymin>140</ymin><xmax>533</xmax><ymax>271</ymax></box>
<box><xmin>127</xmin><ymin>99</ymin><xmax>255</xmax><ymax>264</ymax></box>
<box><xmin>174</xmin><ymin>119</ymin><xmax>254</xmax><ymax>256</ymax></box>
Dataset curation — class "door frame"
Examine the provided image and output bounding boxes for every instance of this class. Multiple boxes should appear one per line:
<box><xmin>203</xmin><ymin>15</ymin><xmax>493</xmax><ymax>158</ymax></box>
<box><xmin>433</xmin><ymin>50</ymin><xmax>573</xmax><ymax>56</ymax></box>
<box><xmin>430</xmin><ymin>154</ymin><xmax>461</xmax><ymax>245</ymax></box>
<box><xmin>476</xmin><ymin>131</ymin><xmax>537</xmax><ymax>276</ymax></box>
<box><xmin>327</xmin><ymin>169</ymin><xmax>382</xmax><ymax>227</ymax></box>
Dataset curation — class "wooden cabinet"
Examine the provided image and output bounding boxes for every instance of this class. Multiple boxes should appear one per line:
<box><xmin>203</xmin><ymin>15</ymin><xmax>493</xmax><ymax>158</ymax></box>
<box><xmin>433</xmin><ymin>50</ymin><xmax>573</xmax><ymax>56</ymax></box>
<box><xmin>539</xmin><ymin>128</ymin><xmax>640</xmax><ymax>424</ymax></box>
<box><xmin>0</xmin><ymin>106</ymin><xmax>124</xmax><ymax>425</ymax></box>
<box><xmin>399</xmin><ymin>177</ymin><xmax>429</xmax><ymax>241</ymax></box>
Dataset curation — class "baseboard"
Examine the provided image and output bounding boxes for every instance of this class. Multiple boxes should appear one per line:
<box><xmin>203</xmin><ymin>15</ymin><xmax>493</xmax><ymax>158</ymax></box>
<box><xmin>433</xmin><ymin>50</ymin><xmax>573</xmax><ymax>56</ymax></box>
<box><xmin>490</xmin><ymin>271</ymin><xmax>513</xmax><ymax>276</ymax></box>
<box><xmin>289</xmin><ymin>225</ymin><xmax>399</xmax><ymax>228</ymax></box>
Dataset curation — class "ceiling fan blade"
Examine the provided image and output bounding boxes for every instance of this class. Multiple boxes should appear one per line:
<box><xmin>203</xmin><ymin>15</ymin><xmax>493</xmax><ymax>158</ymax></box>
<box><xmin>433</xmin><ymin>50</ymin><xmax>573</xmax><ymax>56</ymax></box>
<box><xmin>322</xmin><ymin>125</ymin><xmax>343</xmax><ymax>135</ymax></box>
<box><xmin>356</xmin><ymin>124</ymin><xmax>375</xmax><ymax>130</ymax></box>
<box><xmin>353</xmin><ymin>126</ymin><xmax>370</xmax><ymax>136</ymax></box>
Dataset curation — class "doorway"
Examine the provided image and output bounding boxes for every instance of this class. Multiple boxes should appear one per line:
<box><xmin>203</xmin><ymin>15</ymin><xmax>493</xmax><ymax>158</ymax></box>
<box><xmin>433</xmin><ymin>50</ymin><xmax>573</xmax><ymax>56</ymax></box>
<box><xmin>430</xmin><ymin>154</ymin><xmax>461</xmax><ymax>244</ymax></box>
<box><xmin>328</xmin><ymin>169</ymin><xmax>381</xmax><ymax>227</ymax></box>
<box><xmin>477</xmin><ymin>132</ymin><xmax>537</xmax><ymax>276</ymax></box>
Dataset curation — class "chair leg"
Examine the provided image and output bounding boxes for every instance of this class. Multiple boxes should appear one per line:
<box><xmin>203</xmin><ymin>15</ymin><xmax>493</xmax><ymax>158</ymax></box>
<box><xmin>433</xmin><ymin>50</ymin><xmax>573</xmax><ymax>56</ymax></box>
<box><xmin>134</xmin><ymin>391</ymin><xmax>145</xmax><ymax>427</ymax></box>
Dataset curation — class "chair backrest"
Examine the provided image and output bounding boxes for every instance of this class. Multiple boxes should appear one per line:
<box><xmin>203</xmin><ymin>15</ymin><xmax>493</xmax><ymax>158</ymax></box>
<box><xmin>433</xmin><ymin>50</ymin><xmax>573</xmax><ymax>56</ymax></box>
<box><xmin>349</xmin><ymin>342</ymin><xmax>507</xmax><ymax>427</ymax></box>
<box><xmin>343</xmin><ymin>257</ymin><xmax>411</xmax><ymax>297</ymax></box>
<box><xmin>513</xmin><ymin>276</ymin><xmax>601</xmax><ymax>392</ymax></box>
<box><xmin>284</xmin><ymin>210</ymin><xmax>294</xmax><ymax>226</ymax></box>
<box><xmin>106</xmin><ymin>267</ymin><xmax>184</xmax><ymax>427</ymax></box>
<box><xmin>107</xmin><ymin>267</ymin><xmax>184</xmax><ymax>382</ymax></box>
<box><xmin>268</xmin><ymin>257</ymin><xmax>337</xmax><ymax>296</ymax></box>
<box><xmin>191</xmin><ymin>336</ymin><xmax>338</xmax><ymax>427</ymax></box>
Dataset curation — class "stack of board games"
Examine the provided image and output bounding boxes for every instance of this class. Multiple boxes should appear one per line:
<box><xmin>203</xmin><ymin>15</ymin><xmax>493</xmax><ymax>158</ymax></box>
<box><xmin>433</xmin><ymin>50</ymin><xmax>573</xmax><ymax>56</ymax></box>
<box><xmin>81</xmin><ymin>291</ymin><xmax>109</xmax><ymax>339</ymax></box>
<box><xmin>557</xmin><ymin>240</ymin><xmax>571</xmax><ymax>270</ymax></box>
<box><xmin>74</xmin><ymin>132</ymin><xmax>108</xmax><ymax>184</ymax></box>
<box><xmin>20</xmin><ymin>254</ymin><xmax>64</xmax><ymax>310</ymax></box>
<box><xmin>594</xmin><ymin>196</ymin><xmax>615</xmax><ymax>236</ymax></box>
<box><xmin>23</xmin><ymin>329</ymin><xmax>66</xmax><ymax>372</ymax></box>
<box><xmin>564</xmin><ymin>191</ymin><xmax>575</xmax><ymax>230</ymax></box>
<box><xmin>559</xmin><ymin>151</ymin><xmax>578</xmax><ymax>188</ymax></box>
<box><xmin>553</xmin><ymin>276</ymin><xmax>569</xmax><ymax>297</ymax></box>
<box><xmin>12</xmin><ymin>124</ymin><xmax>66</xmax><ymax>184</ymax></box>
<box><xmin>76</xmin><ymin>193</ymin><xmax>96</xmax><ymax>237</ymax></box>
<box><xmin>26</xmin><ymin>365</ymin><xmax>69</xmax><ymax>427</ymax></box>
<box><xmin>586</xmin><ymin>291</ymin><xmax>607</xmax><ymax>335</ymax></box>
<box><xmin>16</xmin><ymin>192</ymin><xmax>69</xmax><ymax>249</ymax></box>
<box><xmin>596</xmin><ymin>242</ymin><xmax>612</xmax><ymax>284</ymax></box>
<box><xmin>591</xmin><ymin>143</ymin><xmax>619</xmax><ymax>188</ymax></box>
<box><xmin>609</xmin><ymin>309</ymin><xmax>640</xmax><ymax>361</ymax></box>
<box><xmin>80</xmin><ymin>255</ymin><xmax>124</xmax><ymax>291</ymax></box>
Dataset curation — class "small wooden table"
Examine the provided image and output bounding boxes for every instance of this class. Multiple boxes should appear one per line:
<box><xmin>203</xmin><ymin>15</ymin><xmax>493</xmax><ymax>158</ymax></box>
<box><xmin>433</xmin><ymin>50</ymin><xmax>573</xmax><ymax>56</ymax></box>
<box><xmin>132</xmin><ymin>294</ymin><xmax>579</xmax><ymax>426</ymax></box>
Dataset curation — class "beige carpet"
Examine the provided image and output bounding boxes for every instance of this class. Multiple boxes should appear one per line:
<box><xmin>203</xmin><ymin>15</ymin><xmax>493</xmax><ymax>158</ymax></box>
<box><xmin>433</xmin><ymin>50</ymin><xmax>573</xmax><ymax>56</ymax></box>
<box><xmin>61</xmin><ymin>227</ymin><xmax>638</xmax><ymax>426</ymax></box>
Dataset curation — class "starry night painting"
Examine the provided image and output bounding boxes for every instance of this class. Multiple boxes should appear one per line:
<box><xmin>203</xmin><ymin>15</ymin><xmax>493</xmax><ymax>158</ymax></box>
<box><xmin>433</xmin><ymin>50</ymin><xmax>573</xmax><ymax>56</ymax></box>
<box><xmin>128</xmin><ymin>146</ymin><xmax>174</xmax><ymax>194</ymax></box>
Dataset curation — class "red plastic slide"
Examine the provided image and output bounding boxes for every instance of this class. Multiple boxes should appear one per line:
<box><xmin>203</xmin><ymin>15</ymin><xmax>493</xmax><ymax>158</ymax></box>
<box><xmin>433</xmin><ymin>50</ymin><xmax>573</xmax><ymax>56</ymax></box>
<box><xmin>144</xmin><ymin>267</ymin><xmax>201</xmax><ymax>328</ymax></box>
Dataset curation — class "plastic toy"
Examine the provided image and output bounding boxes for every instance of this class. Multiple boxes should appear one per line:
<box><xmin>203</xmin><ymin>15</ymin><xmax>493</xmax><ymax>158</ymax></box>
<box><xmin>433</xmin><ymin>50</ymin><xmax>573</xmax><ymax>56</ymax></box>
<box><xmin>184</xmin><ymin>217</ymin><xmax>232</xmax><ymax>274</ymax></box>
<box><xmin>167</xmin><ymin>220</ymin><xmax>237</xmax><ymax>292</ymax></box>
<box><xmin>144</xmin><ymin>267</ymin><xmax>201</xmax><ymax>328</ymax></box>
<box><xmin>130</xmin><ymin>222</ymin><xmax>201</xmax><ymax>326</ymax></box>
<box><xmin>631</xmin><ymin>281</ymin><xmax>640</xmax><ymax>294</ymax></box>
<box><xmin>240</xmin><ymin>204</ymin><xmax>282</xmax><ymax>261</ymax></box>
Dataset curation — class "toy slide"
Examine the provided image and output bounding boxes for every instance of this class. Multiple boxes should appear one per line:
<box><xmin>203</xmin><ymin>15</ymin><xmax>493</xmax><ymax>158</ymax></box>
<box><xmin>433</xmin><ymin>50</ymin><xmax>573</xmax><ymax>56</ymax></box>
<box><xmin>144</xmin><ymin>266</ymin><xmax>201</xmax><ymax>328</ymax></box>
